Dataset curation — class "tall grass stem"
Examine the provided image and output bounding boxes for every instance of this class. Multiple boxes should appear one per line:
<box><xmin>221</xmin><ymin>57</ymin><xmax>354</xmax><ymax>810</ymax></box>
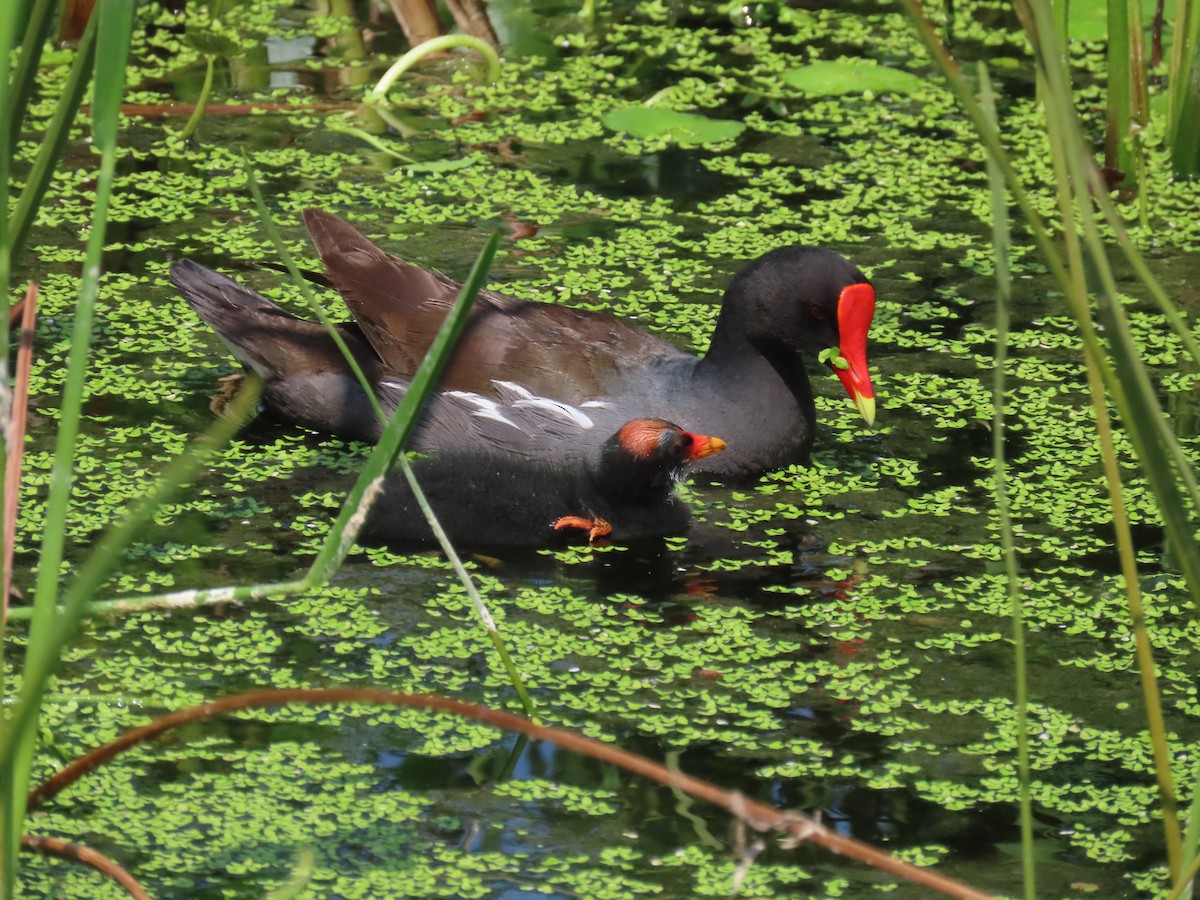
<box><xmin>180</xmin><ymin>54</ymin><xmax>215</xmax><ymax>142</ymax></box>
<box><xmin>978</xmin><ymin>63</ymin><xmax>1035</xmax><ymax>900</ymax></box>
<box><xmin>393</xmin><ymin>457</ymin><xmax>534</xmax><ymax>714</ymax></box>
<box><xmin>1167</xmin><ymin>0</ymin><xmax>1200</xmax><ymax>174</ymax></box>
<box><xmin>1023</xmin><ymin>0</ymin><xmax>1185</xmax><ymax>874</ymax></box>
<box><xmin>8</xmin><ymin>17</ymin><xmax>98</xmax><ymax>263</ymax></box>
<box><xmin>1105</xmin><ymin>0</ymin><xmax>1148</xmax><ymax>186</ymax></box>
<box><xmin>1</xmin><ymin>3</ymin><xmax>30</xmax><ymax>890</ymax></box>
<box><xmin>242</xmin><ymin>163</ymin><xmax>385</xmax><ymax>424</ymax></box>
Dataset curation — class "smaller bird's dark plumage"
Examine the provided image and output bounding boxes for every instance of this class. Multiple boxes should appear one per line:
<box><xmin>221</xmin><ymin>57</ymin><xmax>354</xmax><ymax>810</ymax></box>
<box><xmin>361</xmin><ymin>419</ymin><xmax>726</xmax><ymax>546</ymax></box>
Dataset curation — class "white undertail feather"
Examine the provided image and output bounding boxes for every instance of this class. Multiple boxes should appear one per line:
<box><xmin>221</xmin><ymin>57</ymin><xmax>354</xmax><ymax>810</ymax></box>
<box><xmin>222</xmin><ymin>339</ymin><xmax>270</xmax><ymax>378</ymax></box>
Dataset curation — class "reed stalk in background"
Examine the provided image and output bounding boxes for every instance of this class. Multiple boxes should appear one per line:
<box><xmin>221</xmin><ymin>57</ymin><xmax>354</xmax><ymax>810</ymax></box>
<box><xmin>1105</xmin><ymin>0</ymin><xmax>1149</xmax><ymax>198</ymax></box>
<box><xmin>8</xmin><ymin>1</ymin><xmax>97</xmax><ymax>265</ymax></box>
<box><xmin>1062</xmin><ymin>0</ymin><xmax>1196</xmax><ymax>184</ymax></box>
<box><xmin>0</xmin><ymin>0</ymin><xmax>20</xmax><ymax>605</ymax></box>
<box><xmin>905</xmin><ymin>0</ymin><xmax>1200</xmax><ymax>892</ymax></box>
<box><xmin>2</xmin><ymin>0</ymin><xmax>25</xmax><ymax>886</ymax></box>
<box><xmin>1167</xmin><ymin>0</ymin><xmax>1200</xmax><ymax>175</ymax></box>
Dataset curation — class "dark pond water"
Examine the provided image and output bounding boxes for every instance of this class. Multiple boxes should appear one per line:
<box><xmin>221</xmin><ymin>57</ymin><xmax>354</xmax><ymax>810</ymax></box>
<box><xmin>9</xmin><ymin>0</ymin><xmax>1200</xmax><ymax>898</ymax></box>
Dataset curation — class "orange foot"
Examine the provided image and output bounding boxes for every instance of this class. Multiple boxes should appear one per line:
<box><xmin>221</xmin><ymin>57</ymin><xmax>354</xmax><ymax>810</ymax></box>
<box><xmin>552</xmin><ymin>515</ymin><xmax>613</xmax><ymax>545</ymax></box>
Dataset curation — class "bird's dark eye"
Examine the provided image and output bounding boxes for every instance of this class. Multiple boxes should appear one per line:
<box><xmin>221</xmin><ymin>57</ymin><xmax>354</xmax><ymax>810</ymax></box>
<box><xmin>810</xmin><ymin>305</ymin><xmax>830</xmax><ymax>322</ymax></box>
<box><xmin>659</xmin><ymin>429</ymin><xmax>689</xmax><ymax>457</ymax></box>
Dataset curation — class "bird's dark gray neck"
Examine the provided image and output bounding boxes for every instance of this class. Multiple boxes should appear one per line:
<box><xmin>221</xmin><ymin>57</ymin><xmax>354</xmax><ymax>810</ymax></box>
<box><xmin>698</xmin><ymin>331</ymin><xmax>816</xmax><ymax>423</ymax></box>
<box><xmin>690</xmin><ymin>334</ymin><xmax>817</xmax><ymax>475</ymax></box>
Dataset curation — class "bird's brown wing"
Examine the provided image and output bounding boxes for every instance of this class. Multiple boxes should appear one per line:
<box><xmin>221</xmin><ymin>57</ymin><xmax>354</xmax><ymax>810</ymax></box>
<box><xmin>304</xmin><ymin>209</ymin><xmax>684</xmax><ymax>401</ymax></box>
<box><xmin>171</xmin><ymin>258</ymin><xmax>379</xmax><ymax>379</ymax></box>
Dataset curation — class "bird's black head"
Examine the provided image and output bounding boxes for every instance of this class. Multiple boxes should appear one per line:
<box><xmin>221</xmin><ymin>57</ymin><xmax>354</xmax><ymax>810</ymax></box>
<box><xmin>714</xmin><ymin>245</ymin><xmax>876</xmax><ymax>424</ymax></box>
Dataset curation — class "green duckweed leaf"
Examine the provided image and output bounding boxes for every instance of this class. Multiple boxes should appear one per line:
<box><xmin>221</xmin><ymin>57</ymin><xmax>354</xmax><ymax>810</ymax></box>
<box><xmin>601</xmin><ymin>106</ymin><xmax>745</xmax><ymax>146</ymax></box>
<box><xmin>780</xmin><ymin>61</ymin><xmax>926</xmax><ymax>96</ymax></box>
<box><xmin>183</xmin><ymin>30</ymin><xmax>241</xmax><ymax>58</ymax></box>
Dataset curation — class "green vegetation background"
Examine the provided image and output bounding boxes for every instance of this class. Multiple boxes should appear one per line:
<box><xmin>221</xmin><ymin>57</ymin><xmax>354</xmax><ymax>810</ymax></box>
<box><xmin>8</xmin><ymin>0</ymin><xmax>1200</xmax><ymax>896</ymax></box>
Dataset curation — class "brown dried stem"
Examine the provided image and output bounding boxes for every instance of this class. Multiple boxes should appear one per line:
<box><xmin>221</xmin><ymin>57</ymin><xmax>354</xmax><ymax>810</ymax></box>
<box><xmin>28</xmin><ymin>688</ymin><xmax>992</xmax><ymax>900</ymax></box>
<box><xmin>385</xmin><ymin>0</ymin><xmax>443</xmax><ymax>47</ymax></box>
<box><xmin>3</xmin><ymin>283</ymin><xmax>37</xmax><ymax>623</ymax></box>
<box><xmin>443</xmin><ymin>0</ymin><xmax>499</xmax><ymax>49</ymax></box>
<box><xmin>21</xmin><ymin>833</ymin><xmax>149</xmax><ymax>900</ymax></box>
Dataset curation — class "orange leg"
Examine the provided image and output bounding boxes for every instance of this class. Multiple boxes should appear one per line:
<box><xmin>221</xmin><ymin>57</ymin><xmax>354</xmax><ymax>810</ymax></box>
<box><xmin>209</xmin><ymin>373</ymin><xmax>247</xmax><ymax>417</ymax></box>
<box><xmin>552</xmin><ymin>515</ymin><xmax>613</xmax><ymax>544</ymax></box>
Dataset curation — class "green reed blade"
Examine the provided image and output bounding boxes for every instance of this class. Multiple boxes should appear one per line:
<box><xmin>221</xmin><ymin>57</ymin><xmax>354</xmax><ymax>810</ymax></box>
<box><xmin>906</xmin><ymin>0</ymin><xmax>1197</xmax><ymax>878</ymax></box>
<box><xmin>6</xmin><ymin>0</ymin><xmax>56</xmax><ymax>160</ymax></box>
<box><xmin>2</xmin><ymin>378</ymin><xmax>261</xmax><ymax>777</ymax></box>
<box><xmin>8</xmin><ymin>16</ymin><xmax>98</xmax><ymax>263</ymax></box>
<box><xmin>243</xmin><ymin>173</ymin><xmax>530</xmax><ymax>712</ymax></box>
<box><xmin>0</xmin><ymin>5</ymin><xmax>138</xmax><ymax>896</ymax></box>
<box><xmin>979</xmin><ymin>62</ymin><xmax>1035</xmax><ymax>900</ymax></box>
<box><xmin>1168</xmin><ymin>0</ymin><xmax>1200</xmax><ymax>174</ymax></box>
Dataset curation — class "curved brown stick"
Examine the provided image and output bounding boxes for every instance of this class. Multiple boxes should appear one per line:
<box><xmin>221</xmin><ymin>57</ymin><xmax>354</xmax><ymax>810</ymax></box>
<box><xmin>28</xmin><ymin>689</ymin><xmax>993</xmax><ymax>900</ymax></box>
<box><xmin>8</xmin><ymin>294</ymin><xmax>27</xmax><ymax>330</ymax></box>
<box><xmin>22</xmin><ymin>833</ymin><xmax>150</xmax><ymax>900</ymax></box>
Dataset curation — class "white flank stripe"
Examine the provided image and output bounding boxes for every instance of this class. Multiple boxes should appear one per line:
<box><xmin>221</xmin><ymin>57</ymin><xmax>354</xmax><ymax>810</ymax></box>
<box><xmin>513</xmin><ymin>397</ymin><xmax>594</xmax><ymax>429</ymax></box>
<box><xmin>493</xmin><ymin>379</ymin><xmax>536</xmax><ymax>402</ymax></box>
<box><xmin>444</xmin><ymin>390</ymin><xmax>497</xmax><ymax>412</ymax></box>
<box><xmin>472</xmin><ymin>408</ymin><xmax>523</xmax><ymax>430</ymax></box>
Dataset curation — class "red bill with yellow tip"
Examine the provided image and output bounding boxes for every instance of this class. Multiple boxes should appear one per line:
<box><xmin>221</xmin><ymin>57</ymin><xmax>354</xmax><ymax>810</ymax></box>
<box><xmin>682</xmin><ymin>432</ymin><xmax>727</xmax><ymax>462</ymax></box>
<box><xmin>833</xmin><ymin>282</ymin><xmax>876</xmax><ymax>425</ymax></box>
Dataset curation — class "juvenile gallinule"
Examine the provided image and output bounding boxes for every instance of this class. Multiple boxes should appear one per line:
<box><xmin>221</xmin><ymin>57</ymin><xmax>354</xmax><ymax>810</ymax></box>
<box><xmin>172</xmin><ymin>210</ymin><xmax>876</xmax><ymax>479</ymax></box>
<box><xmin>361</xmin><ymin>418</ymin><xmax>726</xmax><ymax>546</ymax></box>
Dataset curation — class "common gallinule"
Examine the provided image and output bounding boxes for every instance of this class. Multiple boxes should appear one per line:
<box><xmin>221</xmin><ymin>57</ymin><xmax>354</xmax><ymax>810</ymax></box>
<box><xmin>361</xmin><ymin>418</ymin><xmax>726</xmax><ymax>546</ymax></box>
<box><xmin>171</xmin><ymin>210</ymin><xmax>876</xmax><ymax>479</ymax></box>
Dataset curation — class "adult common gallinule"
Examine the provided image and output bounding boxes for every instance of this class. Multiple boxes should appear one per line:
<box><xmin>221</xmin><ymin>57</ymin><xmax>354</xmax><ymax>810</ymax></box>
<box><xmin>361</xmin><ymin>418</ymin><xmax>726</xmax><ymax>546</ymax></box>
<box><xmin>171</xmin><ymin>210</ymin><xmax>876</xmax><ymax>479</ymax></box>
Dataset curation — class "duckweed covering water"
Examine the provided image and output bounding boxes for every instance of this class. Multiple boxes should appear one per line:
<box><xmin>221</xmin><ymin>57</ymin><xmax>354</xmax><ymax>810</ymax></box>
<box><xmin>8</xmin><ymin>0</ymin><xmax>1200</xmax><ymax>897</ymax></box>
